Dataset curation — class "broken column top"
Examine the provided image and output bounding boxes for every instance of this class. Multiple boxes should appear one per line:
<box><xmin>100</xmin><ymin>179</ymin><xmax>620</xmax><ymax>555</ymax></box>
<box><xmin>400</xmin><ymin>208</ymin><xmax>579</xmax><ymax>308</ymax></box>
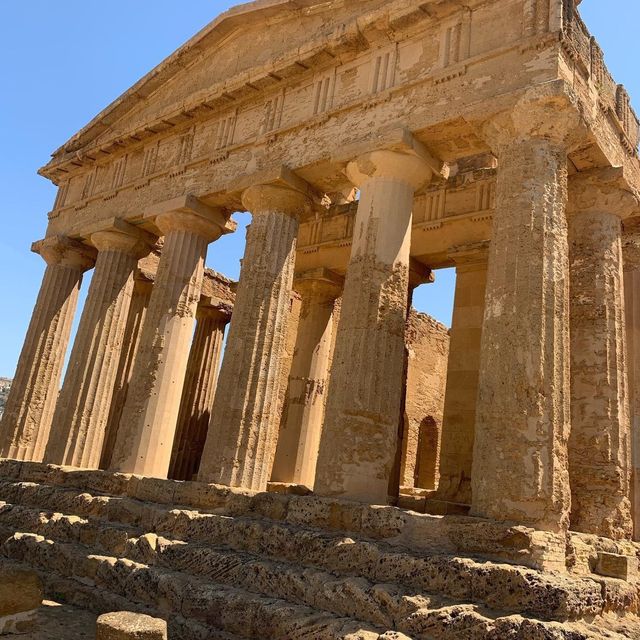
<box><xmin>96</xmin><ymin>612</ymin><xmax>168</xmax><ymax>640</ymax></box>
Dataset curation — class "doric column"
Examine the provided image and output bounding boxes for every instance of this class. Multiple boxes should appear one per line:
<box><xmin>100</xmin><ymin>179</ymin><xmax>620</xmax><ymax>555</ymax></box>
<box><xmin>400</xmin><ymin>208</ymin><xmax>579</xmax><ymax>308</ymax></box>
<box><xmin>624</xmin><ymin>235</ymin><xmax>640</xmax><ymax>542</ymax></box>
<box><xmin>44</xmin><ymin>222</ymin><xmax>154</xmax><ymax>469</ymax></box>
<box><xmin>168</xmin><ymin>304</ymin><xmax>230</xmax><ymax>481</ymax></box>
<box><xmin>471</xmin><ymin>90</ymin><xmax>585</xmax><ymax>532</ymax></box>
<box><xmin>567</xmin><ymin>169</ymin><xmax>638</xmax><ymax>540</ymax></box>
<box><xmin>271</xmin><ymin>268</ymin><xmax>343</xmax><ymax>489</ymax></box>
<box><xmin>314</xmin><ymin>150</ymin><xmax>433</xmax><ymax>503</ymax></box>
<box><xmin>110</xmin><ymin>197</ymin><xmax>234</xmax><ymax>478</ymax></box>
<box><xmin>429</xmin><ymin>243</ymin><xmax>488</xmax><ymax>512</ymax></box>
<box><xmin>0</xmin><ymin>236</ymin><xmax>95</xmax><ymax>461</ymax></box>
<box><xmin>198</xmin><ymin>182</ymin><xmax>310</xmax><ymax>491</ymax></box>
<box><xmin>100</xmin><ymin>276</ymin><xmax>153</xmax><ymax>470</ymax></box>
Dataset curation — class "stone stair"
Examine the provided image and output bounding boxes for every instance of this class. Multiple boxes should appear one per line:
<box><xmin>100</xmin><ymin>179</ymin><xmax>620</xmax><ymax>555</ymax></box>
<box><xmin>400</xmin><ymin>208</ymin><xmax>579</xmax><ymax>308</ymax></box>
<box><xmin>0</xmin><ymin>460</ymin><xmax>638</xmax><ymax>640</ymax></box>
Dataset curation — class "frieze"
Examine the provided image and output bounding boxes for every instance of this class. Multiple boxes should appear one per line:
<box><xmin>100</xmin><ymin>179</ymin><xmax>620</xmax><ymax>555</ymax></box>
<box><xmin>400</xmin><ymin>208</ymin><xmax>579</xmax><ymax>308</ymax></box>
<box><xmin>43</xmin><ymin>0</ymin><xmax>537</xmax><ymax>185</ymax></box>
<box><xmin>298</xmin><ymin>169</ymin><xmax>497</xmax><ymax>253</ymax></box>
<box><xmin>44</xmin><ymin>0</ymin><xmax>639</xmax><ymax>233</ymax></box>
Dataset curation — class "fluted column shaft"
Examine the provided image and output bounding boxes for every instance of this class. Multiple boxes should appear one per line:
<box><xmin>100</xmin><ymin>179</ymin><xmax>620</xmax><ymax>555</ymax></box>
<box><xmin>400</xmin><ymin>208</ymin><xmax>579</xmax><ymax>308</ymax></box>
<box><xmin>271</xmin><ymin>270</ymin><xmax>342</xmax><ymax>488</ymax></box>
<box><xmin>431</xmin><ymin>247</ymin><xmax>487</xmax><ymax>509</ymax></box>
<box><xmin>472</xmin><ymin>136</ymin><xmax>572</xmax><ymax>532</ymax></box>
<box><xmin>314</xmin><ymin>150</ymin><xmax>433</xmax><ymax>503</ymax></box>
<box><xmin>624</xmin><ymin>239</ymin><xmax>640</xmax><ymax>542</ymax></box>
<box><xmin>44</xmin><ymin>228</ymin><xmax>152</xmax><ymax>469</ymax></box>
<box><xmin>199</xmin><ymin>184</ymin><xmax>308</xmax><ymax>491</ymax></box>
<box><xmin>0</xmin><ymin>237</ymin><xmax>95</xmax><ymax>461</ymax></box>
<box><xmin>111</xmin><ymin>210</ymin><xmax>226</xmax><ymax>477</ymax></box>
<box><xmin>568</xmin><ymin>173</ymin><xmax>636</xmax><ymax>540</ymax></box>
<box><xmin>169</xmin><ymin>307</ymin><xmax>229</xmax><ymax>481</ymax></box>
<box><xmin>100</xmin><ymin>278</ymin><xmax>152</xmax><ymax>470</ymax></box>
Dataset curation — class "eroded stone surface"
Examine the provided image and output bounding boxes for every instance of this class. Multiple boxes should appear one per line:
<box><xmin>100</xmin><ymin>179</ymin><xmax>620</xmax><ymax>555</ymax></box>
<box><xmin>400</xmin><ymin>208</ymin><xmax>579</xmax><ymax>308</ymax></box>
<box><xmin>96</xmin><ymin>612</ymin><xmax>167</xmax><ymax>640</ymax></box>
<box><xmin>1</xmin><ymin>465</ymin><xmax>640</xmax><ymax>639</ymax></box>
<box><xmin>472</xmin><ymin>100</ymin><xmax>576</xmax><ymax>533</ymax></box>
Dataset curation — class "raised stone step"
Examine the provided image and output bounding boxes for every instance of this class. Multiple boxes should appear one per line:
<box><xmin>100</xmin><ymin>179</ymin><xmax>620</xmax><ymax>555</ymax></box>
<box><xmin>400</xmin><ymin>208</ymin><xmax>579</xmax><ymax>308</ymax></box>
<box><xmin>0</xmin><ymin>481</ymin><xmax>627</xmax><ymax>624</ymax></box>
<box><xmin>0</xmin><ymin>460</ymin><xmax>569</xmax><ymax>571</ymax></box>
<box><xmin>0</xmin><ymin>501</ymin><xmax>491</xmax><ymax>634</ymax></box>
<box><xmin>2</xmin><ymin>533</ymin><xmax>402</xmax><ymax>640</ymax></box>
<box><xmin>2</xmin><ymin>531</ymin><xmax>631</xmax><ymax>640</ymax></box>
<box><xmin>0</xmin><ymin>462</ymin><xmax>638</xmax><ymax>639</ymax></box>
<box><xmin>13</xmin><ymin>565</ymin><xmax>248</xmax><ymax>640</ymax></box>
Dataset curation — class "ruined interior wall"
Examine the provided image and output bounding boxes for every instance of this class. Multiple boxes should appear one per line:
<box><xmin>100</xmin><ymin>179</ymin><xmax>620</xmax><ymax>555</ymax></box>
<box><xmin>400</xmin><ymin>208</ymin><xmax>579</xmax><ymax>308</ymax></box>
<box><xmin>400</xmin><ymin>310</ymin><xmax>450</xmax><ymax>490</ymax></box>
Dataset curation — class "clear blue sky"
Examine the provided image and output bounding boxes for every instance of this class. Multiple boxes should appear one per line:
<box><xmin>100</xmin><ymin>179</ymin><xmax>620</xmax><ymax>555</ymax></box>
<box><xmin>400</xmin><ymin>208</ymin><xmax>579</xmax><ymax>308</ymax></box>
<box><xmin>0</xmin><ymin>1</ymin><xmax>637</xmax><ymax>377</ymax></box>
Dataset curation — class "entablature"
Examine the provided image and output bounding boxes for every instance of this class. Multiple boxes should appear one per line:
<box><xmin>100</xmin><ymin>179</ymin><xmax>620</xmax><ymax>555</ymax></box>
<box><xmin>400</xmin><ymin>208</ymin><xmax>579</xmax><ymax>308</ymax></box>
<box><xmin>40</xmin><ymin>0</ymin><xmax>640</xmax><ymax>246</ymax></box>
<box><xmin>296</xmin><ymin>164</ymin><xmax>497</xmax><ymax>273</ymax></box>
<box><xmin>42</xmin><ymin>0</ymin><xmax>564</xmax><ymax>193</ymax></box>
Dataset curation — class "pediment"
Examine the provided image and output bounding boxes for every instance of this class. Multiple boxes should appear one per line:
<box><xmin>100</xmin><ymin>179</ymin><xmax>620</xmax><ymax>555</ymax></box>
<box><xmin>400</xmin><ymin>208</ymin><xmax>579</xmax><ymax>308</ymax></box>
<box><xmin>47</xmin><ymin>0</ymin><xmax>414</xmax><ymax>165</ymax></box>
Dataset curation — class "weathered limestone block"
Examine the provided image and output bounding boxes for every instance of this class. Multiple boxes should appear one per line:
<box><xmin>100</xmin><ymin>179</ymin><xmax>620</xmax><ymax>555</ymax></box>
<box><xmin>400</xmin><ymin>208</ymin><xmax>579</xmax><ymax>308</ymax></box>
<box><xmin>271</xmin><ymin>268</ymin><xmax>343</xmax><ymax>489</ymax></box>
<box><xmin>595</xmin><ymin>551</ymin><xmax>639</xmax><ymax>582</ymax></box>
<box><xmin>315</xmin><ymin>149</ymin><xmax>433</xmax><ymax>503</ymax></box>
<box><xmin>96</xmin><ymin>612</ymin><xmax>167</xmax><ymax>640</ymax></box>
<box><xmin>100</xmin><ymin>277</ymin><xmax>153</xmax><ymax>470</ymax></box>
<box><xmin>111</xmin><ymin>198</ymin><xmax>234</xmax><ymax>478</ymax></box>
<box><xmin>169</xmin><ymin>305</ymin><xmax>230</xmax><ymax>481</ymax></box>
<box><xmin>0</xmin><ymin>237</ymin><xmax>95</xmax><ymax>463</ymax></box>
<box><xmin>472</xmin><ymin>88</ymin><xmax>586</xmax><ymax>532</ymax></box>
<box><xmin>624</xmin><ymin>234</ymin><xmax>640</xmax><ymax>543</ymax></box>
<box><xmin>0</xmin><ymin>564</ymin><xmax>43</xmax><ymax>635</ymax></box>
<box><xmin>199</xmin><ymin>183</ymin><xmax>309</xmax><ymax>491</ymax></box>
<box><xmin>429</xmin><ymin>243</ymin><xmax>487</xmax><ymax>508</ymax></box>
<box><xmin>44</xmin><ymin>224</ymin><xmax>154</xmax><ymax>470</ymax></box>
<box><xmin>568</xmin><ymin>169</ymin><xmax>638</xmax><ymax>540</ymax></box>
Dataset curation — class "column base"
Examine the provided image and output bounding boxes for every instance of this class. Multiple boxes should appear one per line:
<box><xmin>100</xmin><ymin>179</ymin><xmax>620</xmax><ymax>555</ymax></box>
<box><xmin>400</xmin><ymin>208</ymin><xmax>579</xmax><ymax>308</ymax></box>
<box><xmin>424</xmin><ymin>498</ymin><xmax>472</xmax><ymax>516</ymax></box>
<box><xmin>266</xmin><ymin>482</ymin><xmax>313</xmax><ymax>496</ymax></box>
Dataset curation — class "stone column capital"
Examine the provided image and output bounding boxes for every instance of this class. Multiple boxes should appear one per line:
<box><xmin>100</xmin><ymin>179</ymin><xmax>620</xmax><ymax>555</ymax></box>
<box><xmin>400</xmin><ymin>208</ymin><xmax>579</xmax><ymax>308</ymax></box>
<box><xmin>90</xmin><ymin>228</ymin><xmax>153</xmax><ymax>259</ymax></box>
<box><xmin>293</xmin><ymin>268</ymin><xmax>344</xmax><ymax>301</ymax></box>
<box><xmin>32</xmin><ymin>236</ymin><xmax>96</xmax><ymax>271</ymax></box>
<box><xmin>481</xmin><ymin>84</ymin><xmax>588</xmax><ymax>154</ymax></box>
<box><xmin>241</xmin><ymin>184</ymin><xmax>312</xmax><ymax>219</ymax></box>
<box><xmin>346</xmin><ymin>150</ymin><xmax>433</xmax><ymax>191</ymax></box>
<box><xmin>623</xmin><ymin>234</ymin><xmax>640</xmax><ymax>267</ymax></box>
<box><xmin>409</xmin><ymin>258</ymin><xmax>434</xmax><ymax>289</ymax></box>
<box><xmin>155</xmin><ymin>210</ymin><xmax>225</xmax><ymax>242</ymax></box>
<box><xmin>146</xmin><ymin>195</ymin><xmax>237</xmax><ymax>242</ymax></box>
<box><xmin>77</xmin><ymin>217</ymin><xmax>158</xmax><ymax>259</ymax></box>
<box><xmin>568</xmin><ymin>167</ymin><xmax>640</xmax><ymax>220</ymax></box>
<box><xmin>196</xmin><ymin>302</ymin><xmax>232</xmax><ymax>323</ymax></box>
<box><xmin>448</xmin><ymin>241</ymin><xmax>490</xmax><ymax>271</ymax></box>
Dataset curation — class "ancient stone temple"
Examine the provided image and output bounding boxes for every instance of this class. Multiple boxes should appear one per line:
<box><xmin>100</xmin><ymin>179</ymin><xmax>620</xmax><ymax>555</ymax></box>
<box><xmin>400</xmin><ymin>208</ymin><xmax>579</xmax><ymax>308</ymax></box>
<box><xmin>1</xmin><ymin>0</ymin><xmax>640</xmax><ymax>637</ymax></box>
